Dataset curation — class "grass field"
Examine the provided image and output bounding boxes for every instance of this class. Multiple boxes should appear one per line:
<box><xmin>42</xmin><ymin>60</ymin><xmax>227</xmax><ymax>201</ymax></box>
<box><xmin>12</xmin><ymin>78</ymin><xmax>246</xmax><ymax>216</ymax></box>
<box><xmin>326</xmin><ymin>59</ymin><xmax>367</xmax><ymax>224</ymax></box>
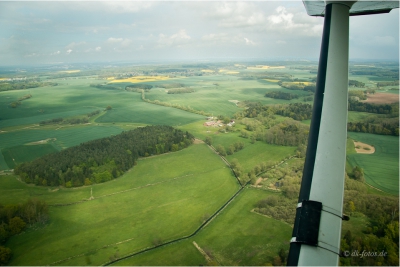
<box><xmin>144</xmin><ymin>75</ymin><xmax>311</xmax><ymax>117</ymax></box>
<box><xmin>2</xmin><ymin>144</ymin><xmax>58</xmax><ymax>169</ymax></box>
<box><xmin>113</xmin><ymin>188</ymin><xmax>292</xmax><ymax>266</ymax></box>
<box><xmin>347</xmin><ymin>132</ymin><xmax>399</xmax><ymax>195</ymax></box>
<box><xmin>3</xmin><ymin>144</ymin><xmax>239</xmax><ymax>265</ymax></box>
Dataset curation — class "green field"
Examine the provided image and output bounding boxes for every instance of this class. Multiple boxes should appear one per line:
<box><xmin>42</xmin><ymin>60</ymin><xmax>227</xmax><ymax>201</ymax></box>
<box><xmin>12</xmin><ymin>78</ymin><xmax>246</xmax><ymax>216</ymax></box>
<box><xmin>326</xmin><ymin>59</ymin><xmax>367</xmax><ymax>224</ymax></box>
<box><xmin>1</xmin><ymin>62</ymin><xmax>398</xmax><ymax>266</ymax></box>
<box><xmin>113</xmin><ymin>189</ymin><xmax>292</xmax><ymax>266</ymax></box>
<box><xmin>347</xmin><ymin>133</ymin><xmax>399</xmax><ymax>195</ymax></box>
<box><xmin>2</xmin><ymin>144</ymin><xmax>58</xmax><ymax>169</ymax></box>
<box><xmin>3</xmin><ymin>144</ymin><xmax>240</xmax><ymax>265</ymax></box>
<box><xmin>144</xmin><ymin>75</ymin><xmax>312</xmax><ymax>117</ymax></box>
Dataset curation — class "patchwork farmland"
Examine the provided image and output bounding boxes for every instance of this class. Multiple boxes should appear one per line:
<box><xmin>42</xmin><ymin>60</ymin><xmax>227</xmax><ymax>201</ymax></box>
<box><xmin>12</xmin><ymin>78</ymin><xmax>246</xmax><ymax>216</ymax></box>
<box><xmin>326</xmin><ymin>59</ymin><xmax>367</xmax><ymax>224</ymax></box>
<box><xmin>0</xmin><ymin>61</ymin><xmax>398</xmax><ymax>266</ymax></box>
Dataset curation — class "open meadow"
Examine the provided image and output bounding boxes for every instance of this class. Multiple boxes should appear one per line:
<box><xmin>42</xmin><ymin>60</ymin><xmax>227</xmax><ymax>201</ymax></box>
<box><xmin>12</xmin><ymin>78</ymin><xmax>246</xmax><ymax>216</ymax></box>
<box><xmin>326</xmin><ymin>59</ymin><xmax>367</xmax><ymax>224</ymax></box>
<box><xmin>1</xmin><ymin>144</ymin><xmax>240</xmax><ymax>266</ymax></box>
<box><xmin>113</xmin><ymin>188</ymin><xmax>292</xmax><ymax>266</ymax></box>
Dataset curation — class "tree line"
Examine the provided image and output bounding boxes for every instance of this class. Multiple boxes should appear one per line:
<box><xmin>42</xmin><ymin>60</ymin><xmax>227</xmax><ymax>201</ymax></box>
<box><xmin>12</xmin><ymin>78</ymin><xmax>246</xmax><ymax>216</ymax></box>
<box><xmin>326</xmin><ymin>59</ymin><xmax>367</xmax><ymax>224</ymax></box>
<box><xmin>348</xmin><ymin>80</ymin><xmax>365</xmax><ymax>87</ymax></box>
<box><xmin>0</xmin><ymin>198</ymin><xmax>49</xmax><ymax>265</ymax></box>
<box><xmin>0</xmin><ymin>81</ymin><xmax>57</xmax><ymax>92</ymax></box>
<box><xmin>347</xmin><ymin>120</ymin><xmax>399</xmax><ymax>136</ymax></box>
<box><xmin>14</xmin><ymin>126</ymin><xmax>194</xmax><ymax>187</ymax></box>
<box><xmin>125</xmin><ymin>84</ymin><xmax>153</xmax><ymax>92</ymax></box>
<box><xmin>348</xmin><ymin>100</ymin><xmax>396</xmax><ymax>114</ymax></box>
<box><xmin>9</xmin><ymin>94</ymin><xmax>32</xmax><ymax>108</ymax></box>
<box><xmin>159</xmin><ymin>83</ymin><xmax>185</xmax><ymax>89</ymax></box>
<box><xmin>167</xmin><ymin>88</ymin><xmax>195</xmax><ymax>94</ymax></box>
<box><xmin>39</xmin><ymin>110</ymin><xmax>101</xmax><ymax>126</ymax></box>
<box><xmin>265</xmin><ymin>91</ymin><xmax>299</xmax><ymax>100</ymax></box>
<box><xmin>90</xmin><ymin>84</ymin><xmax>122</xmax><ymax>90</ymax></box>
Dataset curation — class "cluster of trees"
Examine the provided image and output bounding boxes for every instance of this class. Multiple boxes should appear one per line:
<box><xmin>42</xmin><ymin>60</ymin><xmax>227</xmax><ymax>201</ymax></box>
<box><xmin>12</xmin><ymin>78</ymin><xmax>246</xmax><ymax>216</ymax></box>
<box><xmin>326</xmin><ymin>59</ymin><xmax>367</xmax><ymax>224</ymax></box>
<box><xmin>265</xmin><ymin>120</ymin><xmax>309</xmax><ymax>146</ymax></box>
<box><xmin>252</xmin><ymin>158</ymin><xmax>399</xmax><ymax>266</ymax></box>
<box><xmin>348</xmin><ymin>80</ymin><xmax>365</xmax><ymax>87</ymax></box>
<box><xmin>253</xmin><ymin>160</ymin><xmax>304</xmax><ymax>224</ymax></box>
<box><xmin>350</xmin><ymin>166</ymin><xmax>365</xmax><ymax>182</ymax></box>
<box><xmin>265</xmin><ymin>91</ymin><xmax>299</xmax><ymax>100</ymax></box>
<box><xmin>341</xmin><ymin>180</ymin><xmax>399</xmax><ymax>266</ymax></box>
<box><xmin>159</xmin><ymin>83</ymin><xmax>185</xmax><ymax>89</ymax></box>
<box><xmin>0</xmin><ymin>81</ymin><xmax>57</xmax><ymax>92</ymax></box>
<box><xmin>274</xmin><ymin>103</ymin><xmax>312</xmax><ymax>121</ymax></box>
<box><xmin>347</xmin><ymin>120</ymin><xmax>399</xmax><ymax>136</ymax></box>
<box><xmin>239</xmin><ymin>102</ymin><xmax>312</xmax><ymax>121</ymax></box>
<box><xmin>0</xmin><ymin>198</ymin><xmax>48</xmax><ymax>265</ymax></box>
<box><xmin>90</xmin><ymin>84</ymin><xmax>121</xmax><ymax>90</ymax></box>
<box><xmin>350</xmin><ymin>68</ymin><xmax>398</xmax><ymax>79</ymax></box>
<box><xmin>348</xmin><ymin>100</ymin><xmax>395</xmax><ymax>114</ymax></box>
<box><xmin>14</xmin><ymin>126</ymin><xmax>194</xmax><ymax>187</ymax></box>
<box><xmin>125</xmin><ymin>84</ymin><xmax>153</xmax><ymax>92</ymax></box>
<box><xmin>39</xmin><ymin>110</ymin><xmax>101</xmax><ymax>126</ymax></box>
<box><xmin>9</xmin><ymin>94</ymin><xmax>32</xmax><ymax>108</ymax></box>
<box><xmin>214</xmin><ymin>141</ymin><xmax>244</xmax><ymax>156</ymax></box>
<box><xmin>167</xmin><ymin>88</ymin><xmax>195</xmax><ymax>94</ymax></box>
<box><xmin>278</xmin><ymin>81</ymin><xmax>308</xmax><ymax>90</ymax></box>
<box><xmin>349</xmin><ymin>90</ymin><xmax>367</xmax><ymax>100</ymax></box>
<box><xmin>377</xmin><ymin>80</ymin><xmax>399</xmax><ymax>88</ymax></box>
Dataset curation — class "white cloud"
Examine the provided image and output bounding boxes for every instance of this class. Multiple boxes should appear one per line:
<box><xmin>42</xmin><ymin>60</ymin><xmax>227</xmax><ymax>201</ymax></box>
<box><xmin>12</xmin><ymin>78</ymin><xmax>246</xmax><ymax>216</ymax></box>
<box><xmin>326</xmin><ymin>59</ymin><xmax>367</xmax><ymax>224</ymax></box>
<box><xmin>205</xmin><ymin>2</ymin><xmax>266</xmax><ymax>28</ymax></box>
<box><xmin>268</xmin><ymin>6</ymin><xmax>296</xmax><ymax>28</ymax></box>
<box><xmin>95</xmin><ymin>46</ymin><xmax>101</xmax><ymax>52</ymax></box>
<box><xmin>50</xmin><ymin>50</ymin><xmax>61</xmax><ymax>56</ymax></box>
<box><xmin>100</xmin><ymin>2</ymin><xmax>153</xmax><ymax>13</ymax></box>
<box><xmin>158</xmin><ymin>30</ymin><xmax>191</xmax><ymax>47</ymax></box>
<box><xmin>66</xmin><ymin>41</ymin><xmax>87</xmax><ymax>50</ymax></box>
<box><xmin>66</xmin><ymin>49</ymin><xmax>72</xmax><ymax>55</ymax></box>
<box><xmin>244</xmin><ymin>37</ymin><xmax>256</xmax><ymax>46</ymax></box>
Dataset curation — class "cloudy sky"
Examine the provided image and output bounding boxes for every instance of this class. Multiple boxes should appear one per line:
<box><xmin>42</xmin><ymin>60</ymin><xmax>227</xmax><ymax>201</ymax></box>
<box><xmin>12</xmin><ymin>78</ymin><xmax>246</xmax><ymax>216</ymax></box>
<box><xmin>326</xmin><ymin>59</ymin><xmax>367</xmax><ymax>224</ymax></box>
<box><xmin>0</xmin><ymin>1</ymin><xmax>398</xmax><ymax>66</ymax></box>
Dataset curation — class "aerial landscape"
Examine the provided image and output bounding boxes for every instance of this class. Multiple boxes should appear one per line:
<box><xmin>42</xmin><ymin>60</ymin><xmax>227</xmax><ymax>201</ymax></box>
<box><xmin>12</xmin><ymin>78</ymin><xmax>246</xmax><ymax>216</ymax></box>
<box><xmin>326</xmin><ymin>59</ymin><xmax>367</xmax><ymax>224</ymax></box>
<box><xmin>0</xmin><ymin>1</ymin><xmax>398</xmax><ymax>266</ymax></box>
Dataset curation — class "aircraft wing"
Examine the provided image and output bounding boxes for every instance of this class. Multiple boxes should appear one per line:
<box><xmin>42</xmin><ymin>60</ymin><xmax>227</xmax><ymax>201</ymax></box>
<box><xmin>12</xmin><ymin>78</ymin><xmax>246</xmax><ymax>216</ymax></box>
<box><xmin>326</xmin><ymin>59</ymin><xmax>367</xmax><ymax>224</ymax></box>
<box><xmin>303</xmin><ymin>0</ymin><xmax>399</xmax><ymax>16</ymax></box>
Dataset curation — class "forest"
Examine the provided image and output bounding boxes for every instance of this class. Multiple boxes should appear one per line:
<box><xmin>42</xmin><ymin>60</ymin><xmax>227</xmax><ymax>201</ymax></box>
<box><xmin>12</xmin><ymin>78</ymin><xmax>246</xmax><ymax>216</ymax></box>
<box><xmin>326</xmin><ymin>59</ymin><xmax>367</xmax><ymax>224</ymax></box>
<box><xmin>14</xmin><ymin>126</ymin><xmax>194</xmax><ymax>187</ymax></box>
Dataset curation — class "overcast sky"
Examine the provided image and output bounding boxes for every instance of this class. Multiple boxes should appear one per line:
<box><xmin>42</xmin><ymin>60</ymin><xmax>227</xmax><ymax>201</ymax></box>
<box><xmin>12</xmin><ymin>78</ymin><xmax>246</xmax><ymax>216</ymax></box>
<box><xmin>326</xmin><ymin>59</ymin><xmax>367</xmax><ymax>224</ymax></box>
<box><xmin>0</xmin><ymin>1</ymin><xmax>398</xmax><ymax>66</ymax></box>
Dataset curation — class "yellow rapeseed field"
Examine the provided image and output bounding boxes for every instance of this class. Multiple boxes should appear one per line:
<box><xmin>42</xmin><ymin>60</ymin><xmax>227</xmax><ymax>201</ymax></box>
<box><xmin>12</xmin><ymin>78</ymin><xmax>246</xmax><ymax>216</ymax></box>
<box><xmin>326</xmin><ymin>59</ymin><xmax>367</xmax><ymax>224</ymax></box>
<box><xmin>201</xmin><ymin>69</ymin><xmax>214</xmax><ymax>73</ymax></box>
<box><xmin>264</xmin><ymin>79</ymin><xmax>280</xmax><ymax>83</ymax></box>
<box><xmin>247</xmin><ymin>65</ymin><xmax>285</xmax><ymax>70</ymax></box>
<box><xmin>218</xmin><ymin>69</ymin><xmax>239</xmax><ymax>74</ymax></box>
<box><xmin>109</xmin><ymin>75</ymin><xmax>170</xmax><ymax>83</ymax></box>
<box><xmin>59</xmin><ymin>70</ymin><xmax>81</xmax><ymax>73</ymax></box>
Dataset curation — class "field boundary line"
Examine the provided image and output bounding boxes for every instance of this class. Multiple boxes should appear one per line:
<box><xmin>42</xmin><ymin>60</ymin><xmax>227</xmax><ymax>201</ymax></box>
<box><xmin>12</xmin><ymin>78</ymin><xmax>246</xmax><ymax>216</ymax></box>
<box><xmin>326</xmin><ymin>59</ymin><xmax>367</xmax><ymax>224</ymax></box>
<box><xmin>49</xmin><ymin>167</ymin><xmax>225</xmax><ymax>207</ymax></box>
<box><xmin>49</xmin><ymin>237</ymin><xmax>136</xmax><ymax>266</ymax></box>
<box><xmin>102</xmin><ymin>184</ymin><xmax>245</xmax><ymax>266</ymax></box>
